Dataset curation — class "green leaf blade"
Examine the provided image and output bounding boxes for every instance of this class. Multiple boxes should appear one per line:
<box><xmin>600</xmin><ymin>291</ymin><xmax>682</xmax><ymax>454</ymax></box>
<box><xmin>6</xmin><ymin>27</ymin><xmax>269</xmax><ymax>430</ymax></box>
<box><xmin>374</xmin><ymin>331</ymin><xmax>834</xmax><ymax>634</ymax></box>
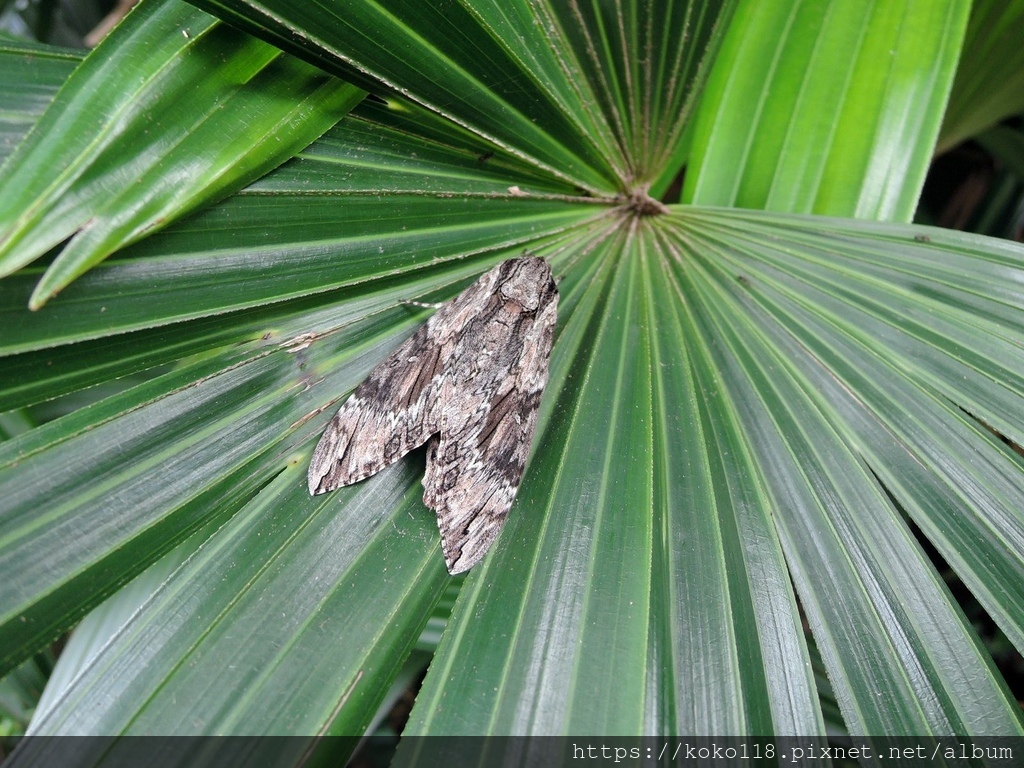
<box><xmin>0</xmin><ymin>0</ymin><xmax>364</xmax><ymax>306</ymax></box>
<box><xmin>647</xmin><ymin>226</ymin><xmax>823</xmax><ymax>735</ymax></box>
<box><xmin>404</xmin><ymin>241</ymin><xmax>654</xmax><ymax>735</ymax></box>
<box><xmin>673</xmin><ymin>208</ymin><xmax>1024</xmax><ymax>735</ymax></box>
<box><xmin>20</xmin><ymin>466</ymin><xmax>448</xmax><ymax>740</ymax></box>
<box><xmin>684</xmin><ymin>0</ymin><xmax>970</xmax><ymax>221</ymax></box>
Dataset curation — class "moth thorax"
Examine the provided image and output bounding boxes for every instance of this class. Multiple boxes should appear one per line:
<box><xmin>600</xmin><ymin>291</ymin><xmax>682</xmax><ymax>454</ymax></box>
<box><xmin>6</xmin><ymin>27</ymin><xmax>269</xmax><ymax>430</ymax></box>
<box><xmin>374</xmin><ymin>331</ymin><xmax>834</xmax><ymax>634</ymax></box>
<box><xmin>499</xmin><ymin>257</ymin><xmax>550</xmax><ymax>311</ymax></box>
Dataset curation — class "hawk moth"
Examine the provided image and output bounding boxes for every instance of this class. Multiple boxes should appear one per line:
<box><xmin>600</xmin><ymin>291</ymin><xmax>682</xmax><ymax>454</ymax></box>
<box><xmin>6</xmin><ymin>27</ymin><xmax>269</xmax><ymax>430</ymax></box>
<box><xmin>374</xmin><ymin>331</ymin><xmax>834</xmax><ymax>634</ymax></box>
<box><xmin>308</xmin><ymin>256</ymin><xmax>558</xmax><ymax>574</ymax></box>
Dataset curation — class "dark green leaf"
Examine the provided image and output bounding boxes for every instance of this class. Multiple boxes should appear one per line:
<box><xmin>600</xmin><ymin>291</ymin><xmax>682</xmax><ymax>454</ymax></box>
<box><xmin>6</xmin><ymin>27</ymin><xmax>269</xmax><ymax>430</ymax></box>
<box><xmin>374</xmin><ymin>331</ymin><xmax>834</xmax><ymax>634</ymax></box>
<box><xmin>938</xmin><ymin>0</ymin><xmax>1024</xmax><ymax>153</ymax></box>
<box><xmin>0</xmin><ymin>0</ymin><xmax>364</xmax><ymax>307</ymax></box>
<box><xmin>0</xmin><ymin>38</ymin><xmax>80</xmax><ymax>162</ymax></box>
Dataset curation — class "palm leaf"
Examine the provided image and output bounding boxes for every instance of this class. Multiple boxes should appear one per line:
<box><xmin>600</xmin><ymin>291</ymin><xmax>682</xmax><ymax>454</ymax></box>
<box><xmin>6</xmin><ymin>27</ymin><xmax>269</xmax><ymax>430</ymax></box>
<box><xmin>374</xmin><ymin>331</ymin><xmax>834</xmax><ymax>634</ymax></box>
<box><xmin>0</xmin><ymin>0</ymin><xmax>1021</xmax><ymax>757</ymax></box>
<box><xmin>684</xmin><ymin>0</ymin><xmax>969</xmax><ymax>220</ymax></box>
<box><xmin>0</xmin><ymin>0</ymin><xmax>364</xmax><ymax>308</ymax></box>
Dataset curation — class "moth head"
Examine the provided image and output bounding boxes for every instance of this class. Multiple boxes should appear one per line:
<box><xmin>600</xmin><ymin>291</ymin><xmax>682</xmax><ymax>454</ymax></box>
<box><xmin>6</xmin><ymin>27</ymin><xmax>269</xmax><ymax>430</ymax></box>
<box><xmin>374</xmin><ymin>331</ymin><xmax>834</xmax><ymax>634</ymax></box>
<box><xmin>499</xmin><ymin>256</ymin><xmax>554</xmax><ymax>312</ymax></box>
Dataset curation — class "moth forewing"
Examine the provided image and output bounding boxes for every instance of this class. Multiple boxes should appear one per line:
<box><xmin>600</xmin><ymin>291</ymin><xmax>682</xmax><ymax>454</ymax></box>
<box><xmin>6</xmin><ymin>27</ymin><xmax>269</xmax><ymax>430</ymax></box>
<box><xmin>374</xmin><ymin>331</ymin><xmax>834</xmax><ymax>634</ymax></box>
<box><xmin>308</xmin><ymin>257</ymin><xmax>558</xmax><ymax>574</ymax></box>
<box><xmin>306</xmin><ymin>320</ymin><xmax>442</xmax><ymax>495</ymax></box>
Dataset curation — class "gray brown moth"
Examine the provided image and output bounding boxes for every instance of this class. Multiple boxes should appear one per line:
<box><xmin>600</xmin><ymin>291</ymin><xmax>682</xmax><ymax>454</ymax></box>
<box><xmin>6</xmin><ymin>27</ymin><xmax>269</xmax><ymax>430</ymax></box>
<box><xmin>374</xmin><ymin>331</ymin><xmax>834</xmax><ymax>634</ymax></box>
<box><xmin>308</xmin><ymin>256</ymin><xmax>558</xmax><ymax>574</ymax></box>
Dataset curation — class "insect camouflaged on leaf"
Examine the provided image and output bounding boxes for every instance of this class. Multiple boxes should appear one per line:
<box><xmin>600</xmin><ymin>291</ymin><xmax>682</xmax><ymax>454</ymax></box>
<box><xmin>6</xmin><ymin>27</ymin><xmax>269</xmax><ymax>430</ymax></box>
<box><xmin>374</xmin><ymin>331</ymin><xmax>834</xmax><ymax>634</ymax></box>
<box><xmin>307</xmin><ymin>257</ymin><xmax>558</xmax><ymax>574</ymax></box>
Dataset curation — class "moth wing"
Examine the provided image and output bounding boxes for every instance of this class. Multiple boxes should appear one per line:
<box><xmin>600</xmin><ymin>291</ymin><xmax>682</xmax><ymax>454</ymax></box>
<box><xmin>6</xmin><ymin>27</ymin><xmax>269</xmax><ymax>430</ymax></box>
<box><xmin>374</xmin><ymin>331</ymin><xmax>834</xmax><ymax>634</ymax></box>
<box><xmin>423</xmin><ymin>377</ymin><xmax>546</xmax><ymax>574</ymax></box>
<box><xmin>308</xmin><ymin>322</ymin><xmax>449</xmax><ymax>495</ymax></box>
<box><xmin>307</xmin><ymin>266</ymin><xmax>509</xmax><ymax>497</ymax></box>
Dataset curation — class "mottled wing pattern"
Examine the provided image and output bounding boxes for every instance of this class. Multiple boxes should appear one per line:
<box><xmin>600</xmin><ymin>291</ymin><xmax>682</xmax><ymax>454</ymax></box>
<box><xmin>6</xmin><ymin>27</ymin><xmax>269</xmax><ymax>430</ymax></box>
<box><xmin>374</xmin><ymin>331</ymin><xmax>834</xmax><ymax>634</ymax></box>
<box><xmin>307</xmin><ymin>268</ymin><xmax>508</xmax><ymax>495</ymax></box>
<box><xmin>307</xmin><ymin>322</ymin><xmax>443</xmax><ymax>494</ymax></box>
<box><xmin>308</xmin><ymin>257</ymin><xmax>558</xmax><ymax>573</ymax></box>
<box><xmin>424</xmin><ymin>293</ymin><xmax>557</xmax><ymax>573</ymax></box>
<box><xmin>424</xmin><ymin>381</ymin><xmax>548</xmax><ymax>574</ymax></box>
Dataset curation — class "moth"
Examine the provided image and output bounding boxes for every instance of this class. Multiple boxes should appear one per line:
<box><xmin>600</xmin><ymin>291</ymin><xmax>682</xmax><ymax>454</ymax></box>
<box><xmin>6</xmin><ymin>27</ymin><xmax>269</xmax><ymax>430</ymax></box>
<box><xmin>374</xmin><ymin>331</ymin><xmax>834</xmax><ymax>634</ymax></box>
<box><xmin>308</xmin><ymin>256</ymin><xmax>558</xmax><ymax>574</ymax></box>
